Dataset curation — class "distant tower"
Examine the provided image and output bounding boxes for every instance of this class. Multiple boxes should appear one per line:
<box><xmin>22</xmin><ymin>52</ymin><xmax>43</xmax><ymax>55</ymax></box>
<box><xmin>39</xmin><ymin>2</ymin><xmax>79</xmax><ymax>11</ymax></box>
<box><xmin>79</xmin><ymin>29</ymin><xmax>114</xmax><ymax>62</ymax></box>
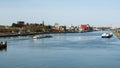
<box><xmin>42</xmin><ymin>20</ymin><xmax>45</xmax><ymax>26</ymax></box>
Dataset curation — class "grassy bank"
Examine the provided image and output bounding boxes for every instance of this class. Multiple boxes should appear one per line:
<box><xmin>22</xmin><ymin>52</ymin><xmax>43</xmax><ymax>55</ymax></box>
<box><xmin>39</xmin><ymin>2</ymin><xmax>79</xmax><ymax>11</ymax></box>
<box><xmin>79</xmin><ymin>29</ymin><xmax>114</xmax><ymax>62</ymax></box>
<box><xmin>114</xmin><ymin>29</ymin><xmax>120</xmax><ymax>39</ymax></box>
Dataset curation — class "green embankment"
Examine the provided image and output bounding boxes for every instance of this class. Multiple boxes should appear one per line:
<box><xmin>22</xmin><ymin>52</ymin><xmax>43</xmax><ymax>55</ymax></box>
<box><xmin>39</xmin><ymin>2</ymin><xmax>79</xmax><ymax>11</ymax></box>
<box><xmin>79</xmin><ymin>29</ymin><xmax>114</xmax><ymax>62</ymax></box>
<box><xmin>114</xmin><ymin>29</ymin><xmax>120</xmax><ymax>39</ymax></box>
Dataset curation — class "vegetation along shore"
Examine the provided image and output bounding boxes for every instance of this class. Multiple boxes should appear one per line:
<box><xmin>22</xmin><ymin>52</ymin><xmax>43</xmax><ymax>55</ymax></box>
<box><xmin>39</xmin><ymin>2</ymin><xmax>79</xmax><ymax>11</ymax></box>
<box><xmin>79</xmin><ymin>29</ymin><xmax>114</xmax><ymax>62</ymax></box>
<box><xmin>114</xmin><ymin>28</ymin><xmax>120</xmax><ymax>39</ymax></box>
<box><xmin>0</xmin><ymin>21</ymin><xmax>94</xmax><ymax>37</ymax></box>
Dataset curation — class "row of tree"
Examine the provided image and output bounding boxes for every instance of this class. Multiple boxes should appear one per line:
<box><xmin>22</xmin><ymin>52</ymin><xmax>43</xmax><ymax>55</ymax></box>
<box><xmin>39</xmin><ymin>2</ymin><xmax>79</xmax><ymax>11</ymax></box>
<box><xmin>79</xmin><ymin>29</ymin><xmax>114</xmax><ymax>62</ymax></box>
<box><xmin>0</xmin><ymin>21</ymin><xmax>93</xmax><ymax>33</ymax></box>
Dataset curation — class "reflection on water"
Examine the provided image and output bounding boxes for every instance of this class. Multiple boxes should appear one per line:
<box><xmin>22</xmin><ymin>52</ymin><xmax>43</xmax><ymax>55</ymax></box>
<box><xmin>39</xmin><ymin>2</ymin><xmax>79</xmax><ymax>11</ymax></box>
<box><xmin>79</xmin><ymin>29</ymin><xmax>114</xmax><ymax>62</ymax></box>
<box><xmin>0</xmin><ymin>31</ymin><xmax>120</xmax><ymax>68</ymax></box>
<box><xmin>0</xmin><ymin>47</ymin><xmax>7</xmax><ymax>52</ymax></box>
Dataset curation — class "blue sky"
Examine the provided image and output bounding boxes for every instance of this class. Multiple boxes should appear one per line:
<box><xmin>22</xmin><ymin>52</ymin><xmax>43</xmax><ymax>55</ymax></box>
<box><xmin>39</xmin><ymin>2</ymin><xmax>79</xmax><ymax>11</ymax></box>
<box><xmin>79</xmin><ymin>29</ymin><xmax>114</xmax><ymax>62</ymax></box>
<box><xmin>0</xmin><ymin>0</ymin><xmax>120</xmax><ymax>27</ymax></box>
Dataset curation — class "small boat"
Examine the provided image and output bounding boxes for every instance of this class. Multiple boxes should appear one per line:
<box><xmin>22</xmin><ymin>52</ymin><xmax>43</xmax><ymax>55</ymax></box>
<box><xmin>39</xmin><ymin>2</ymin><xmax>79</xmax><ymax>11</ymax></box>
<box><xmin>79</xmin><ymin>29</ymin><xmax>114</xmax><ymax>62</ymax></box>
<box><xmin>101</xmin><ymin>33</ymin><xmax>113</xmax><ymax>38</ymax></box>
<box><xmin>33</xmin><ymin>34</ymin><xmax>52</xmax><ymax>39</ymax></box>
<box><xmin>0</xmin><ymin>41</ymin><xmax>7</xmax><ymax>49</ymax></box>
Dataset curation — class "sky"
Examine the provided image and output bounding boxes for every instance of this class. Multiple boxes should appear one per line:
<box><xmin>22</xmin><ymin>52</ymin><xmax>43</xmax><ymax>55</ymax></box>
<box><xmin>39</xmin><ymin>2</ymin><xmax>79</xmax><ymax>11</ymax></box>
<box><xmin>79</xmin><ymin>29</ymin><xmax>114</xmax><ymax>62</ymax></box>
<box><xmin>0</xmin><ymin>0</ymin><xmax>120</xmax><ymax>27</ymax></box>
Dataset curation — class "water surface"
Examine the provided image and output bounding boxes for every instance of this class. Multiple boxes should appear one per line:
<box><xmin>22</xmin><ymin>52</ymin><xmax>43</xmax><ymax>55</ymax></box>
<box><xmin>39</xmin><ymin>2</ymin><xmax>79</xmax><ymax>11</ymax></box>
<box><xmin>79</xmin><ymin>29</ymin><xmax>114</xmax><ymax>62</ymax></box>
<box><xmin>0</xmin><ymin>31</ymin><xmax>120</xmax><ymax>68</ymax></box>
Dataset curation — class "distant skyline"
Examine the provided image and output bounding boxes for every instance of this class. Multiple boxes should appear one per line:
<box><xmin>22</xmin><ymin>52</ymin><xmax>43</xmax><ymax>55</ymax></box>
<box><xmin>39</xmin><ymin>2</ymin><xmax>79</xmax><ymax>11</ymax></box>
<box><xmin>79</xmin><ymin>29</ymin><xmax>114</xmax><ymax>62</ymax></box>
<box><xmin>0</xmin><ymin>0</ymin><xmax>120</xmax><ymax>27</ymax></box>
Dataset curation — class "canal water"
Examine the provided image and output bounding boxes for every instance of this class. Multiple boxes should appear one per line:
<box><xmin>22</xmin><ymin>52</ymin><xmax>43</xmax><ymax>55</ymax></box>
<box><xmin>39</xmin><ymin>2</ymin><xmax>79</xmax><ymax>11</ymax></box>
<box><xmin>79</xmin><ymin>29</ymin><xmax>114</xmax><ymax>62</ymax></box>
<box><xmin>0</xmin><ymin>31</ymin><xmax>120</xmax><ymax>68</ymax></box>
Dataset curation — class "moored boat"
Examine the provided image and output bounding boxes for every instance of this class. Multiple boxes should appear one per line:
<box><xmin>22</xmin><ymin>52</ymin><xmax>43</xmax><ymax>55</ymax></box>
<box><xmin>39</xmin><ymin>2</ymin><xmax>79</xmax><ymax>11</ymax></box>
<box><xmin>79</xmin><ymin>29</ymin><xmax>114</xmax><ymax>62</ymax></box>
<box><xmin>0</xmin><ymin>41</ymin><xmax>7</xmax><ymax>48</ymax></box>
<box><xmin>33</xmin><ymin>34</ymin><xmax>52</xmax><ymax>39</ymax></box>
<box><xmin>101</xmin><ymin>33</ymin><xmax>113</xmax><ymax>38</ymax></box>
